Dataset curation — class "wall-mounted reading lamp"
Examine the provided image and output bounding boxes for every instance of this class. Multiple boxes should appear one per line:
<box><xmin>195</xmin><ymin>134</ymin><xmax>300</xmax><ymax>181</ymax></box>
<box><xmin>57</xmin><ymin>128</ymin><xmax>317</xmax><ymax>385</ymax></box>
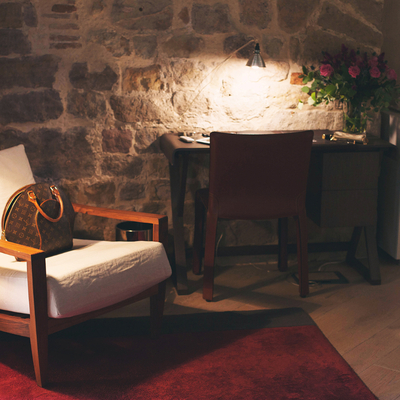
<box><xmin>179</xmin><ymin>39</ymin><xmax>266</xmax><ymax>121</ymax></box>
<box><xmin>246</xmin><ymin>43</ymin><xmax>266</xmax><ymax>68</ymax></box>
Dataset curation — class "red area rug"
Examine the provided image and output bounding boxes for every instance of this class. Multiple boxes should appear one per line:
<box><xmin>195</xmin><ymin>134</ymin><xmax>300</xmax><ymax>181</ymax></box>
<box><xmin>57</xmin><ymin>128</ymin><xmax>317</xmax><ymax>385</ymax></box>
<box><xmin>0</xmin><ymin>308</ymin><xmax>377</xmax><ymax>399</ymax></box>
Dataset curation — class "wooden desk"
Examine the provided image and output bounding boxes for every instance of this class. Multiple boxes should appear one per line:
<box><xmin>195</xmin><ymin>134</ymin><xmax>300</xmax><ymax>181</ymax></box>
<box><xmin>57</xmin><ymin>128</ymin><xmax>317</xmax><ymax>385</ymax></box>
<box><xmin>160</xmin><ymin>130</ymin><xmax>393</xmax><ymax>294</ymax></box>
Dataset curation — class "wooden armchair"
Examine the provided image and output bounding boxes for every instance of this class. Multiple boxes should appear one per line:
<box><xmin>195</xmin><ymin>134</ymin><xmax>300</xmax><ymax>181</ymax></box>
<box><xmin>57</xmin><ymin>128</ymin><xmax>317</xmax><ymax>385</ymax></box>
<box><xmin>0</xmin><ymin>145</ymin><xmax>172</xmax><ymax>387</ymax></box>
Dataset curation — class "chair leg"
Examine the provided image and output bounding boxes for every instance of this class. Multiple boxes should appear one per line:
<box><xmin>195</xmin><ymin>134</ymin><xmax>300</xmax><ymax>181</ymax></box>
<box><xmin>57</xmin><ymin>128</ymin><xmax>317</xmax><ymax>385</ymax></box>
<box><xmin>278</xmin><ymin>217</ymin><xmax>288</xmax><ymax>272</ymax></box>
<box><xmin>193</xmin><ymin>194</ymin><xmax>206</xmax><ymax>275</ymax></box>
<box><xmin>203</xmin><ymin>212</ymin><xmax>218</xmax><ymax>301</ymax></box>
<box><xmin>27</xmin><ymin>257</ymin><xmax>49</xmax><ymax>387</ymax></box>
<box><xmin>150</xmin><ymin>280</ymin><xmax>167</xmax><ymax>339</ymax></box>
<box><xmin>295</xmin><ymin>211</ymin><xmax>309</xmax><ymax>298</ymax></box>
<box><xmin>29</xmin><ymin>322</ymin><xmax>48</xmax><ymax>387</ymax></box>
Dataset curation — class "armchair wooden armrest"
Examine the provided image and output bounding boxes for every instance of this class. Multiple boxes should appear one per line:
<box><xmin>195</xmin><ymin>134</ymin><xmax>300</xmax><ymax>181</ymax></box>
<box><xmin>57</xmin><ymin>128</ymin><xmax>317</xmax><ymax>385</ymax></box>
<box><xmin>72</xmin><ymin>203</ymin><xmax>168</xmax><ymax>248</ymax></box>
<box><xmin>0</xmin><ymin>240</ymin><xmax>45</xmax><ymax>262</ymax></box>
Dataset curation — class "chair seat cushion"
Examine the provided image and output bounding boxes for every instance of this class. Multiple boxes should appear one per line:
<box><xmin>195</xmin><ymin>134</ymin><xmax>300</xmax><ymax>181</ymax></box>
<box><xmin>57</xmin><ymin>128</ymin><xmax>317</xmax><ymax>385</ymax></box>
<box><xmin>0</xmin><ymin>239</ymin><xmax>171</xmax><ymax>318</ymax></box>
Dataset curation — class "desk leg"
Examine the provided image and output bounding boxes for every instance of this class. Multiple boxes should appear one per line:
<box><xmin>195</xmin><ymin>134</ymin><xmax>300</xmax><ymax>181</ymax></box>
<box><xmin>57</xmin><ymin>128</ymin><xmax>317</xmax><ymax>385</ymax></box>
<box><xmin>169</xmin><ymin>156</ymin><xmax>189</xmax><ymax>294</ymax></box>
<box><xmin>346</xmin><ymin>226</ymin><xmax>381</xmax><ymax>285</ymax></box>
<box><xmin>278</xmin><ymin>218</ymin><xmax>288</xmax><ymax>272</ymax></box>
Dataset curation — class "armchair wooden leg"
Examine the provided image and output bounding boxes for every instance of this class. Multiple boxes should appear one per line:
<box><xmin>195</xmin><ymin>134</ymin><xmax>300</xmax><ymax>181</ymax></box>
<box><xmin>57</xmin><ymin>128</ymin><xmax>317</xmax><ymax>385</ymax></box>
<box><xmin>193</xmin><ymin>194</ymin><xmax>206</xmax><ymax>275</ymax></box>
<box><xmin>30</xmin><ymin>325</ymin><xmax>48</xmax><ymax>387</ymax></box>
<box><xmin>295</xmin><ymin>211</ymin><xmax>309</xmax><ymax>298</ymax></box>
<box><xmin>150</xmin><ymin>280</ymin><xmax>167</xmax><ymax>339</ymax></box>
<box><xmin>203</xmin><ymin>213</ymin><xmax>218</xmax><ymax>301</ymax></box>
<box><xmin>27</xmin><ymin>257</ymin><xmax>49</xmax><ymax>387</ymax></box>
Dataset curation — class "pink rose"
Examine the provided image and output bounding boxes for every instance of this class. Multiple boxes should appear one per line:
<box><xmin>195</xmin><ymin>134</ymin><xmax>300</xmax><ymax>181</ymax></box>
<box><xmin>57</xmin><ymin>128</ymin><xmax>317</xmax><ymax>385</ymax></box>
<box><xmin>369</xmin><ymin>56</ymin><xmax>379</xmax><ymax>68</ymax></box>
<box><xmin>387</xmin><ymin>68</ymin><xmax>397</xmax><ymax>81</ymax></box>
<box><xmin>370</xmin><ymin>67</ymin><xmax>381</xmax><ymax>78</ymax></box>
<box><xmin>320</xmin><ymin>64</ymin><xmax>334</xmax><ymax>77</ymax></box>
<box><xmin>348</xmin><ymin>65</ymin><xmax>360</xmax><ymax>78</ymax></box>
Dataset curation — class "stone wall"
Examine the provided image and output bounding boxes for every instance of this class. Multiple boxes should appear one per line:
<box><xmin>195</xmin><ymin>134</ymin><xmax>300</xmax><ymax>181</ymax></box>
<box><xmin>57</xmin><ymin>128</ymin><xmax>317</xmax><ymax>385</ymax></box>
<box><xmin>0</xmin><ymin>0</ymin><xmax>385</xmax><ymax>246</ymax></box>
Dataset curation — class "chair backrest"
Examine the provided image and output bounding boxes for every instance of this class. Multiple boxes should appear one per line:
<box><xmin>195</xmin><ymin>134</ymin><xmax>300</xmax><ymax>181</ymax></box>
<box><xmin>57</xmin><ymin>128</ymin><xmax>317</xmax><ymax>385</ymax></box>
<box><xmin>208</xmin><ymin>130</ymin><xmax>314</xmax><ymax>220</ymax></box>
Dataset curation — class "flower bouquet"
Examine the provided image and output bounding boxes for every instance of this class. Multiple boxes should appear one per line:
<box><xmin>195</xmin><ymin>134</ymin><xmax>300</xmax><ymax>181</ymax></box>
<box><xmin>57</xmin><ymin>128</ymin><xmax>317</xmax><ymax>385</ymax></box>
<box><xmin>299</xmin><ymin>44</ymin><xmax>400</xmax><ymax>135</ymax></box>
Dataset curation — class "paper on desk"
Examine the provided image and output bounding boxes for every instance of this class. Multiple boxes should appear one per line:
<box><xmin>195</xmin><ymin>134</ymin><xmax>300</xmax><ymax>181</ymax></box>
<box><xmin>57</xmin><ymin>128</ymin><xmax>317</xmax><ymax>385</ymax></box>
<box><xmin>195</xmin><ymin>137</ymin><xmax>210</xmax><ymax>145</ymax></box>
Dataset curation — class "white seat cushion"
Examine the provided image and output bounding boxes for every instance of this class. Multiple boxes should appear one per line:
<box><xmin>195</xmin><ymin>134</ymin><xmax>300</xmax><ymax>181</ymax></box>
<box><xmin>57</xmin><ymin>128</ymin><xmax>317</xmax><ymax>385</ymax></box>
<box><xmin>0</xmin><ymin>239</ymin><xmax>171</xmax><ymax>318</ymax></box>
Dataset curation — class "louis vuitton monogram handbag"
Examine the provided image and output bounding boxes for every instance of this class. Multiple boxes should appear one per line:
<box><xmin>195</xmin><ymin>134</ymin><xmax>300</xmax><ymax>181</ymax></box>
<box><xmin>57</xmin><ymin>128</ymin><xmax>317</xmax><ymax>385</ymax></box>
<box><xmin>1</xmin><ymin>183</ymin><xmax>75</xmax><ymax>256</ymax></box>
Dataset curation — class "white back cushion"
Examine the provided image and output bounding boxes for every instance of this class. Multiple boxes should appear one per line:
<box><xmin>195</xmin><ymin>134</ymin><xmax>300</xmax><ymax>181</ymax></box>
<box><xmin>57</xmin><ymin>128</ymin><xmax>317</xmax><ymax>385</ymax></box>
<box><xmin>0</xmin><ymin>145</ymin><xmax>35</xmax><ymax>225</ymax></box>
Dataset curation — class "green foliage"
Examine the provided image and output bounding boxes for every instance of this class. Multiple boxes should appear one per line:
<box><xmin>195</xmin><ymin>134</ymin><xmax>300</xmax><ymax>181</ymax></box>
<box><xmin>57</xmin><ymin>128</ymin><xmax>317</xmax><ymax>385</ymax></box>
<box><xmin>299</xmin><ymin>45</ymin><xmax>400</xmax><ymax>127</ymax></box>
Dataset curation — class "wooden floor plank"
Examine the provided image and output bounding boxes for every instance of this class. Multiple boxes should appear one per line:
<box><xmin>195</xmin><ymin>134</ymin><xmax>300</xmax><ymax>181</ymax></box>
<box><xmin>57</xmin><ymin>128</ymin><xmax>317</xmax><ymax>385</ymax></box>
<box><xmin>359</xmin><ymin>365</ymin><xmax>400</xmax><ymax>400</ymax></box>
<box><xmin>343</xmin><ymin>326</ymin><xmax>400</xmax><ymax>374</ymax></box>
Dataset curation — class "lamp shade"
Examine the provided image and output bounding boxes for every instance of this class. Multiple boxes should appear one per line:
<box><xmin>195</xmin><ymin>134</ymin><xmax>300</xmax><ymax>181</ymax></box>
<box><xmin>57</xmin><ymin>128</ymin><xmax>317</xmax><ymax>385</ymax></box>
<box><xmin>246</xmin><ymin>43</ymin><xmax>266</xmax><ymax>68</ymax></box>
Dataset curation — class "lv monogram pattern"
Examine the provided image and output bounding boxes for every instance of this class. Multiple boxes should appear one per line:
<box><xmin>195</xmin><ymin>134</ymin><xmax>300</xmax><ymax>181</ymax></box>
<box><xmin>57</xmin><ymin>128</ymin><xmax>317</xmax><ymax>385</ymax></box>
<box><xmin>4</xmin><ymin>183</ymin><xmax>74</xmax><ymax>255</ymax></box>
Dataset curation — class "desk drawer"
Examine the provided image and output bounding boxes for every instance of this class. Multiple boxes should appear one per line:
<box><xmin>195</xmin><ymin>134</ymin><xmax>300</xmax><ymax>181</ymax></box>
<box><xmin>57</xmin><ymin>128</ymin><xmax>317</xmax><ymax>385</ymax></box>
<box><xmin>323</xmin><ymin>153</ymin><xmax>380</xmax><ymax>190</ymax></box>
<box><xmin>307</xmin><ymin>189</ymin><xmax>378</xmax><ymax>228</ymax></box>
<box><xmin>308</xmin><ymin>152</ymin><xmax>380</xmax><ymax>192</ymax></box>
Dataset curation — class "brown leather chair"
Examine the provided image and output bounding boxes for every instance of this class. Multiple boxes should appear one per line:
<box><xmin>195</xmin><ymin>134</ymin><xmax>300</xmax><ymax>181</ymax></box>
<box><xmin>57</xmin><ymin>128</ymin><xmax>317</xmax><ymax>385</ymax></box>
<box><xmin>192</xmin><ymin>130</ymin><xmax>314</xmax><ymax>301</ymax></box>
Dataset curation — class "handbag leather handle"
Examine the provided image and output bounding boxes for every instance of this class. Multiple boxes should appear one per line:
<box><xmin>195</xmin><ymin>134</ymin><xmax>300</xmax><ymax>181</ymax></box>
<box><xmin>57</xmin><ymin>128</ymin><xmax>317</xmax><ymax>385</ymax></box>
<box><xmin>27</xmin><ymin>185</ymin><xmax>64</xmax><ymax>223</ymax></box>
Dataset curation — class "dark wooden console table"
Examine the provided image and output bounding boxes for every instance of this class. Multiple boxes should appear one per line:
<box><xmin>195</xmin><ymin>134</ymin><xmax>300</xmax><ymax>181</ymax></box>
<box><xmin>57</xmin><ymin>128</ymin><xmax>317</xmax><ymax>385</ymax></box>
<box><xmin>160</xmin><ymin>130</ymin><xmax>393</xmax><ymax>294</ymax></box>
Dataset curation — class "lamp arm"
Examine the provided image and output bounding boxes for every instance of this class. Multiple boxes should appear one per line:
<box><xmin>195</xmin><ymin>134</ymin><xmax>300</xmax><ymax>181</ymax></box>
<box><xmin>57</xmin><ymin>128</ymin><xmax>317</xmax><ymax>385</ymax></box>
<box><xmin>178</xmin><ymin>39</ymin><xmax>256</xmax><ymax>121</ymax></box>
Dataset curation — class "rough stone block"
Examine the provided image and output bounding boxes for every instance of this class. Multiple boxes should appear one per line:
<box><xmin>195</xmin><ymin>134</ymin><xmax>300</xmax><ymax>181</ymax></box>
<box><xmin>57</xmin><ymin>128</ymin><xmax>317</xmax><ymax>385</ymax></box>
<box><xmin>278</xmin><ymin>0</ymin><xmax>319</xmax><ymax>33</ymax></box>
<box><xmin>111</xmin><ymin>0</ymin><xmax>173</xmax><ymax>31</ymax></box>
<box><xmin>192</xmin><ymin>3</ymin><xmax>233</xmax><ymax>34</ymax></box>
<box><xmin>289</xmin><ymin>37</ymin><xmax>300</xmax><ymax>63</ymax></box>
<box><xmin>0</xmin><ymin>89</ymin><xmax>63</xmax><ymax>124</ymax></box>
<box><xmin>102</xmin><ymin>128</ymin><xmax>132</xmax><ymax>153</ymax></box>
<box><xmin>300</xmin><ymin>27</ymin><xmax>360</xmax><ymax>65</ymax></box>
<box><xmin>263</xmin><ymin>37</ymin><xmax>284</xmax><ymax>58</ymax></box>
<box><xmin>0</xmin><ymin>55</ymin><xmax>59</xmax><ymax>89</ymax></box>
<box><xmin>83</xmin><ymin>181</ymin><xmax>116</xmax><ymax>205</ymax></box>
<box><xmin>88</xmin><ymin>30</ymin><xmax>131</xmax><ymax>57</ymax></box>
<box><xmin>134</xmin><ymin>128</ymin><xmax>162</xmax><ymax>154</ymax></box>
<box><xmin>0</xmin><ymin>3</ymin><xmax>23</xmax><ymax>28</ymax></box>
<box><xmin>122</xmin><ymin>65</ymin><xmax>163</xmax><ymax>92</ymax></box>
<box><xmin>145</xmin><ymin>155</ymin><xmax>169</xmax><ymax>179</ymax></box>
<box><xmin>0</xmin><ymin>29</ymin><xmax>31</xmax><ymax>55</ymax></box>
<box><xmin>148</xmin><ymin>179</ymin><xmax>170</xmax><ymax>201</ymax></box>
<box><xmin>101</xmin><ymin>155</ymin><xmax>144</xmax><ymax>178</ymax></box>
<box><xmin>162</xmin><ymin>34</ymin><xmax>204</xmax><ymax>58</ymax></box>
<box><xmin>120</xmin><ymin>181</ymin><xmax>146</xmax><ymax>201</ymax></box>
<box><xmin>49</xmin><ymin>23</ymin><xmax>79</xmax><ymax>30</ymax></box>
<box><xmin>0</xmin><ymin>127</ymin><xmax>96</xmax><ymax>180</ymax></box>
<box><xmin>223</xmin><ymin>35</ymin><xmax>254</xmax><ymax>59</ymax></box>
<box><xmin>67</xmin><ymin>89</ymin><xmax>106</xmax><ymax>119</ymax></box>
<box><xmin>347</xmin><ymin>0</ymin><xmax>383</xmax><ymax>29</ymax></box>
<box><xmin>112</xmin><ymin>0</ymin><xmax>171</xmax><ymax>19</ymax></box>
<box><xmin>141</xmin><ymin>201</ymin><xmax>167</xmax><ymax>215</ymax></box>
<box><xmin>50</xmin><ymin>42</ymin><xmax>82</xmax><ymax>49</ymax></box>
<box><xmin>317</xmin><ymin>3</ymin><xmax>383</xmax><ymax>48</ymax></box>
<box><xmin>50</xmin><ymin>34</ymin><xmax>80</xmax><ymax>41</ymax></box>
<box><xmin>23</xmin><ymin>3</ymin><xmax>38</xmax><ymax>27</ymax></box>
<box><xmin>110</xmin><ymin>95</ymin><xmax>148</xmax><ymax>123</ymax></box>
<box><xmin>69</xmin><ymin>63</ymin><xmax>118</xmax><ymax>91</ymax></box>
<box><xmin>239</xmin><ymin>0</ymin><xmax>271</xmax><ymax>29</ymax></box>
<box><xmin>133</xmin><ymin>35</ymin><xmax>157</xmax><ymax>59</ymax></box>
<box><xmin>91</xmin><ymin>0</ymin><xmax>105</xmax><ymax>15</ymax></box>
<box><xmin>178</xmin><ymin>7</ymin><xmax>190</xmax><ymax>24</ymax></box>
<box><xmin>52</xmin><ymin>4</ymin><xmax>77</xmax><ymax>13</ymax></box>
<box><xmin>43</xmin><ymin>13</ymin><xmax>71</xmax><ymax>19</ymax></box>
